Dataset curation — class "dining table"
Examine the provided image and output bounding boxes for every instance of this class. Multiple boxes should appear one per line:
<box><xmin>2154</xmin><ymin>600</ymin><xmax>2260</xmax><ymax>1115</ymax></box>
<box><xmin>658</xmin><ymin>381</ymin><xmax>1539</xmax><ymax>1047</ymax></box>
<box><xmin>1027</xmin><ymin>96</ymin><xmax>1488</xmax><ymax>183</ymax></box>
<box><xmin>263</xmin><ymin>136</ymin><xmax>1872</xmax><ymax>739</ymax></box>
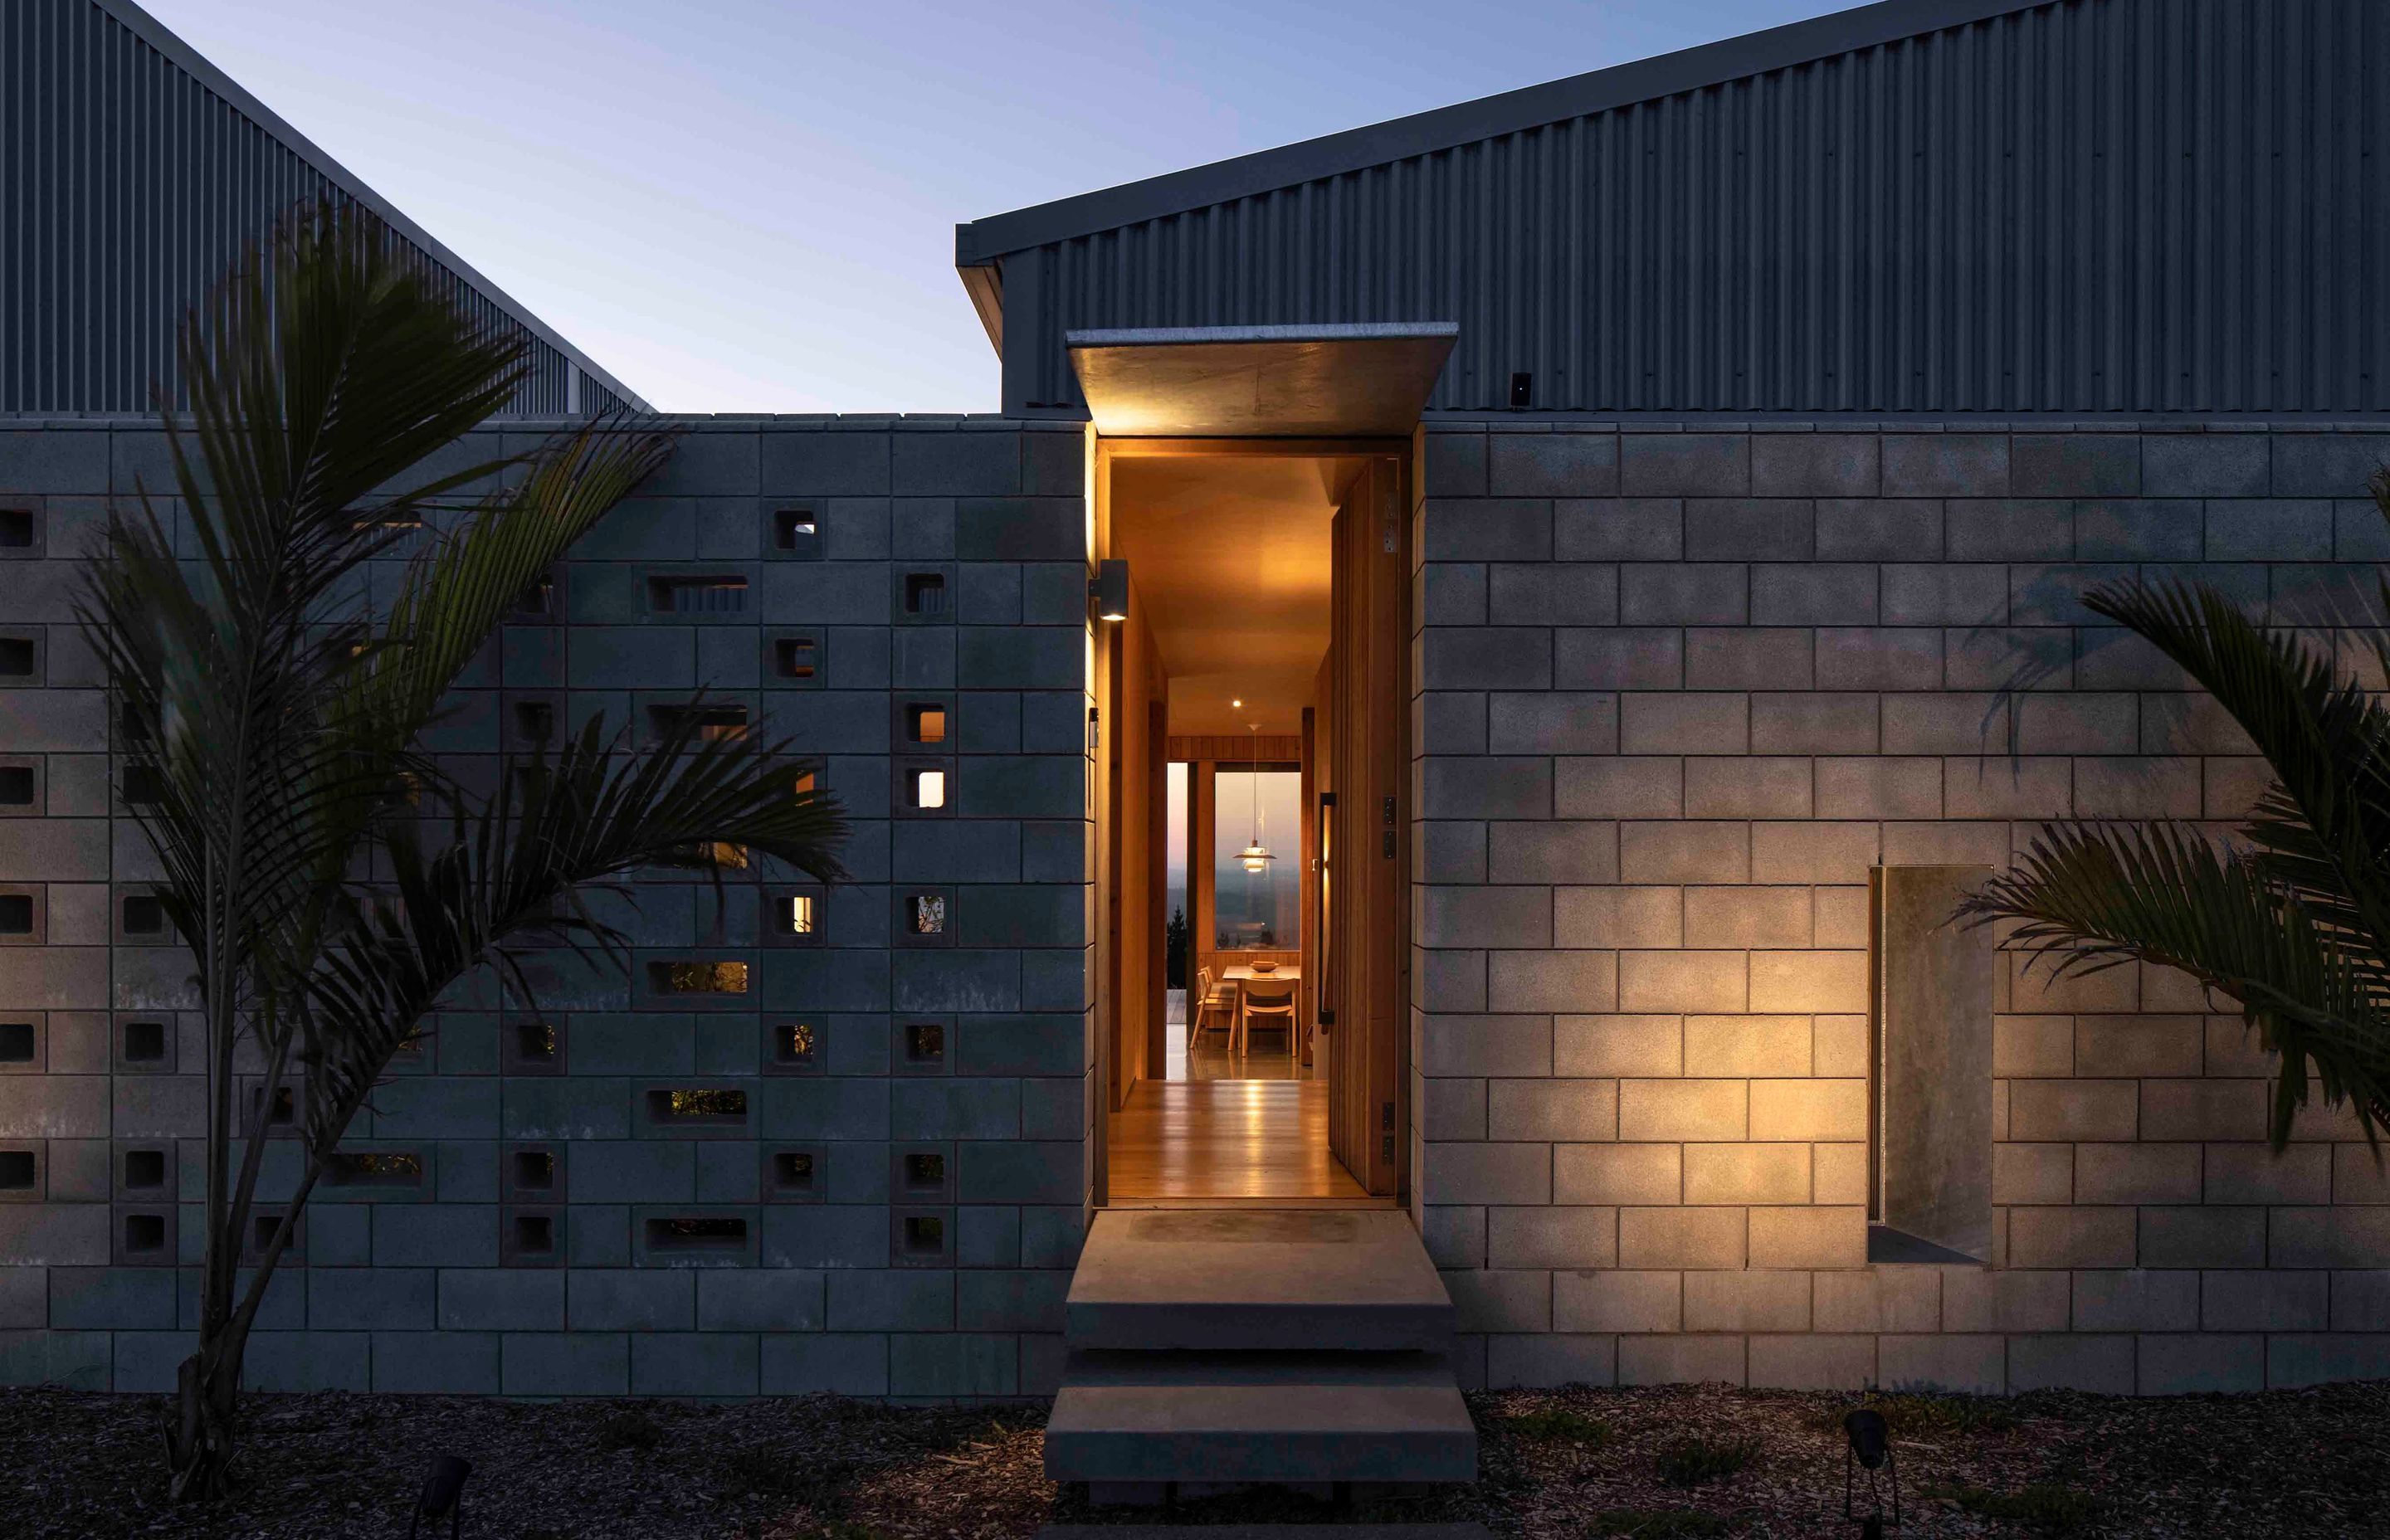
<box><xmin>1219</xmin><ymin>964</ymin><xmax>1304</xmax><ymax>1063</ymax></box>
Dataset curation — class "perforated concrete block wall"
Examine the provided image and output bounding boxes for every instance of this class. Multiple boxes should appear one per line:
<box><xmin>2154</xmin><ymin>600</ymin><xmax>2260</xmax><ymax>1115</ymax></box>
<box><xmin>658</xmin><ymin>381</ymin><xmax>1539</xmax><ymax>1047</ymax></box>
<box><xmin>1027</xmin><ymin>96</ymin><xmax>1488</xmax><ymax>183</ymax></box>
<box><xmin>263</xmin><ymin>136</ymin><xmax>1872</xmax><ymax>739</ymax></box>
<box><xmin>0</xmin><ymin>417</ymin><xmax>1092</xmax><ymax>1396</ymax></box>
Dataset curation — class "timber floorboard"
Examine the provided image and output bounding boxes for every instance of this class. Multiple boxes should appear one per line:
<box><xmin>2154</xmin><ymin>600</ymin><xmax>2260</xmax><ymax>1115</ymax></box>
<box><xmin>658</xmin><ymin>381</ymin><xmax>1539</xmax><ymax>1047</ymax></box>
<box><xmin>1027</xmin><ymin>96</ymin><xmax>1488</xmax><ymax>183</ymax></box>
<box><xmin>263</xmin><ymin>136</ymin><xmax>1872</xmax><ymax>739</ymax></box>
<box><xmin>1106</xmin><ymin>1080</ymin><xmax>1375</xmax><ymax>1202</ymax></box>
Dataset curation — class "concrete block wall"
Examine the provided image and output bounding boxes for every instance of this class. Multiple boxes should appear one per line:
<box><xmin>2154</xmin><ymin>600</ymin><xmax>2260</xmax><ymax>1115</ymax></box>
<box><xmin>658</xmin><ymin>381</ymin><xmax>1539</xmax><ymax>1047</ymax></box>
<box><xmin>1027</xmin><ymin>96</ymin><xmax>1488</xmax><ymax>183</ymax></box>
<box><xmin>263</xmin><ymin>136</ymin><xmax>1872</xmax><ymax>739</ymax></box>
<box><xmin>0</xmin><ymin>416</ymin><xmax>1092</xmax><ymax>1396</ymax></box>
<box><xmin>1414</xmin><ymin>417</ymin><xmax>2390</xmax><ymax>1396</ymax></box>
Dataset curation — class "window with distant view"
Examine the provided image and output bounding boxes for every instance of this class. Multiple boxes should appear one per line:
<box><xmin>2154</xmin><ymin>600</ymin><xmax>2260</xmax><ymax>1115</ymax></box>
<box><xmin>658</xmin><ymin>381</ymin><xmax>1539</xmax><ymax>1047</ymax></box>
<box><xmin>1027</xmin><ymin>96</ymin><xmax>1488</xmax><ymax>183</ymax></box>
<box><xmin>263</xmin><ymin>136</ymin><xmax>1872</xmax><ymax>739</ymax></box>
<box><xmin>1212</xmin><ymin>767</ymin><xmax>1297</xmax><ymax>949</ymax></box>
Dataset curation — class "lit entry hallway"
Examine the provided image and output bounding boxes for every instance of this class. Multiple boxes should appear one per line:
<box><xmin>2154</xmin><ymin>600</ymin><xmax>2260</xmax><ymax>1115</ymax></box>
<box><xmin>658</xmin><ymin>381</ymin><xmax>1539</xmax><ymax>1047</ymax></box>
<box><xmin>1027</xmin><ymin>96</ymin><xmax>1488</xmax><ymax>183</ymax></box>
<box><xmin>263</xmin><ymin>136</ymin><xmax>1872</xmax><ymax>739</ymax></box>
<box><xmin>1115</xmin><ymin>982</ymin><xmax>1370</xmax><ymax>1206</ymax></box>
<box><xmin>1108</xmin><ymin>1082</ymin><xmax>1371</xmax><ymax>1203</ymax></box>
<box><xmin>1050</xmin><ymin>330</ymin><xmax>1467</xmax><ymax>1497</ymax></box>
<box><xmin>1095</xmin><ymin>448</ymin><xmax>1373</xmax><ymax>1203</ymax></box>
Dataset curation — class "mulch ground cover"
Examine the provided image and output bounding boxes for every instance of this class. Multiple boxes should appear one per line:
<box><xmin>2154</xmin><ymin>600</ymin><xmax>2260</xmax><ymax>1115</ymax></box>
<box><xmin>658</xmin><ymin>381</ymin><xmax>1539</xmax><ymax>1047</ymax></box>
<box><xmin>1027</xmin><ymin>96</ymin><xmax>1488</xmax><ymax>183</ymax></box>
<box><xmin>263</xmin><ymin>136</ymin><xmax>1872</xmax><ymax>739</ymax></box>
<box><xmin>4</xmin><ymin>1378</ymin><xmax>2385</xmax><ymax>1538</ymax></box>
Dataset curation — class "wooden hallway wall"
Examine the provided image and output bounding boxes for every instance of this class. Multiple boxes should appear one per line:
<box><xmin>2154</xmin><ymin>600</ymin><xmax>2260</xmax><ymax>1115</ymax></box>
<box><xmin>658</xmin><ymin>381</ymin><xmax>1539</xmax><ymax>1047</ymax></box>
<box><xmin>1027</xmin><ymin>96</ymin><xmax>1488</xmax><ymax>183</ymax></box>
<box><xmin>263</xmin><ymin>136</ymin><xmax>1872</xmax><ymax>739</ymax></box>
<box><xmin>1104</xmin><ymin>572</ymin><xmax>1168</xmax><ymax>1114</ymax></box>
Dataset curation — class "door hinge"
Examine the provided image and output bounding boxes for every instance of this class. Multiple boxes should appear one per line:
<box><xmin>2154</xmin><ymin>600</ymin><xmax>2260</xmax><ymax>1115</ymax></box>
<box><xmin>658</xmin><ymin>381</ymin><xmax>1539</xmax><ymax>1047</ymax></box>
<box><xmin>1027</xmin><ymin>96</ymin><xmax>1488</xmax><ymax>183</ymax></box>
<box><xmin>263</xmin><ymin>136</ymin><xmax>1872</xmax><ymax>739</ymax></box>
<box><xmin>1380</xmin><ymin>1133</ymin><xmax>1397</xmax><ymax>1162</ymax></box>
<box><xmin>1381</xmin><ymin>1100</ymin><xmax>1396</xmax><ymax>1131</ymax></box>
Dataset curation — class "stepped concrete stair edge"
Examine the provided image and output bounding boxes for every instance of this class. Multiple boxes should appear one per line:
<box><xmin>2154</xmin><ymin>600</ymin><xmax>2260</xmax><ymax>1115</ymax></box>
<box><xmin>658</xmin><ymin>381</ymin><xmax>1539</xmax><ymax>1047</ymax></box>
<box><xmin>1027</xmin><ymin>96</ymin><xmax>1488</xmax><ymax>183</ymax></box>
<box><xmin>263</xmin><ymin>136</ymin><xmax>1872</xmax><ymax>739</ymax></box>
<box><xmin>1046</xmin><ymin>1350</ymin><xmax>1478</xmax><ymax>1485</ymax></box>
<box><xmin>1064</xmin><ymin>1208</ymin><xmax>1455</xmax><ymax>1352</ymax></box>
<box><xmin>1040</xmin><ymin>1526</ymin><xmax>1494</xmax><ymax>1540</ymax></box>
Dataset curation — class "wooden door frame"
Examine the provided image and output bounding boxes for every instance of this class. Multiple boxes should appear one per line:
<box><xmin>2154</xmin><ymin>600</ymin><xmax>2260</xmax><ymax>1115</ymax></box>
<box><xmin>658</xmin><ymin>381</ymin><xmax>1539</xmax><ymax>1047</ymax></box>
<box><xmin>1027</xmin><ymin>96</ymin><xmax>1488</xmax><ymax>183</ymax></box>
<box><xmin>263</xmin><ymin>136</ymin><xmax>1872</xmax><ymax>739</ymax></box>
<box><xmin>1090</xmin><ymin>434</ymin><xmax>1414</xmax><ymax>1206</ymax></box>
<box><xmin>1323</xmin><ymin>453</ymin><xmax>1412</xmax><ymax>1200</ymax></box>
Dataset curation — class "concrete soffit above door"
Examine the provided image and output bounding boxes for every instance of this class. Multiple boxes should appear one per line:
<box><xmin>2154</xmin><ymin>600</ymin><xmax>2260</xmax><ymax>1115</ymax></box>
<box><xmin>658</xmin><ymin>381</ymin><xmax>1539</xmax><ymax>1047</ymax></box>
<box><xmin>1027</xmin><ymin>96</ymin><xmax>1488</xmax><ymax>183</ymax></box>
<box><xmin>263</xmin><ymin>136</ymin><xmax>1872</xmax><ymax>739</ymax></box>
<box><xmin>1067</xmin><ymin>324</ymin><xmax>1457</xmax><ymax>439</ymax></box>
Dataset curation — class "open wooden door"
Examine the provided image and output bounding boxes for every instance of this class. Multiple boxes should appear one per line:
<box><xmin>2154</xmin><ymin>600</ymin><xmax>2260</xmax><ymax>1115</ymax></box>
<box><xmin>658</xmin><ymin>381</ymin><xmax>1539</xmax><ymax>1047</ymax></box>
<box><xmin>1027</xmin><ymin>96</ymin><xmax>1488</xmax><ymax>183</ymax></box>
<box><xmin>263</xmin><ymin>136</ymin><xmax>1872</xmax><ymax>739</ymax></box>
<box><xmin>1322</xmin><ymin>456</ymin><xmax>1408</xmax><ymax>1197</ymax></box>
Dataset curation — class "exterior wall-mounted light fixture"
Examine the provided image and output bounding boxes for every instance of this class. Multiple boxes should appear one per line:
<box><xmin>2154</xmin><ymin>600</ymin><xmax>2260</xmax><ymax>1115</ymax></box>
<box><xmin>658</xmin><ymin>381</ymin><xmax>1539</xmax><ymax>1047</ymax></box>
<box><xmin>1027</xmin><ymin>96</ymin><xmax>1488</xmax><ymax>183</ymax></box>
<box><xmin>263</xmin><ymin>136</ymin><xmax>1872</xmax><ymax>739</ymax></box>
<box><xmin>1090</xmin><ymin>558</ymin><xmax>1129</xmax><ymax>622</ymax></box>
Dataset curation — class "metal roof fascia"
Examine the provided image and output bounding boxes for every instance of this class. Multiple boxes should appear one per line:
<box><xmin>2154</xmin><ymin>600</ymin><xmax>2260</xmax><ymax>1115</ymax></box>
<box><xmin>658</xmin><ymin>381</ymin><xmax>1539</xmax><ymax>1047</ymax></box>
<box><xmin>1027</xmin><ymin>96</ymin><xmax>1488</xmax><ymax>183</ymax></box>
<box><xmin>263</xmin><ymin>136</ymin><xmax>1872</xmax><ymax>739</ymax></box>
<box><xmin>954</xmin><ymin>0</ymin><xmax>2047</xmax><ymax>265</ymax></box>
<box><xmin>91</xmin><ymin>0</ymin><xmax>653</xmax><ymax>411</ymax></box>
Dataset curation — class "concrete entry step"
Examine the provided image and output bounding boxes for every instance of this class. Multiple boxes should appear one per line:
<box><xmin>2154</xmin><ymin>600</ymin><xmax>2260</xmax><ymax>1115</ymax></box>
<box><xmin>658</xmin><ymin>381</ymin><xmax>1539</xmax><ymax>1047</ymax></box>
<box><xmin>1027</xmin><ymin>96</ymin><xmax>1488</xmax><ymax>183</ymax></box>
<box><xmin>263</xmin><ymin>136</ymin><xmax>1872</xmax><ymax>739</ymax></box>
<box><xmin>1045</xmin><ymin>1350</ymin><xmax>1478</xmax><ymax>1486</ymax></box>
<box><xmin>1067</xmin><ymin>1208</ymin><xmax>1453</xmax><ymax>1352</ymax></box>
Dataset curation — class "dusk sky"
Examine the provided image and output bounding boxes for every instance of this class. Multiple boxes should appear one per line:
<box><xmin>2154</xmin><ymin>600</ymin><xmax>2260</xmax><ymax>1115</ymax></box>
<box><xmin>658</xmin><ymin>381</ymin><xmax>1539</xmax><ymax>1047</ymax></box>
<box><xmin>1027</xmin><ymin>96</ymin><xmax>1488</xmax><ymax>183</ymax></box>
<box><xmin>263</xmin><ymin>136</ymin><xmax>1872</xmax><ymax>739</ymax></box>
<box><xmin>143</xmin><ymin>0</ymin><xmax>1832</xmax><ymax>413</ymax></box>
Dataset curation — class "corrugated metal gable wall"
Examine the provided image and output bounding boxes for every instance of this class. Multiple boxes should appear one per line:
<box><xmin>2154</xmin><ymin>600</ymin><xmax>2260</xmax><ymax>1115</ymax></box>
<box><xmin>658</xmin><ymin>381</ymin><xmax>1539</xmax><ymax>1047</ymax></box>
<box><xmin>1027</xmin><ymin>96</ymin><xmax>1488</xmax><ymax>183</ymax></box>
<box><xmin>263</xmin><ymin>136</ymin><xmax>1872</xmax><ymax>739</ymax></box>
<box><xmin>2</xmin><ymin>0</ymin><xmax>614</xmax><ymax>416</ymax></box>
<box><xmin>1004</xmin><ymin>0</ymin><xmax>2388</xmax><ymax>415</ymax></box>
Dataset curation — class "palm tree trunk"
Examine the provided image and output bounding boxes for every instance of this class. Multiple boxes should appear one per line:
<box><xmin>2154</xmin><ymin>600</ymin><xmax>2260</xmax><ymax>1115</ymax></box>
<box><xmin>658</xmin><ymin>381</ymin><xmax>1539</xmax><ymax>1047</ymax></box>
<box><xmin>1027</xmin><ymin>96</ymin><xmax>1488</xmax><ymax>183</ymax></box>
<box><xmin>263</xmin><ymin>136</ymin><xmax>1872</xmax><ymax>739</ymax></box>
<box><xmin>164</xmin><ymin>1321</ymin><xmax>247</xmax><ymax>1500</ymax></box>
<box><xmin>163</xmin><ymin>1160</ymin><xmax>320</xmax><ymax>1499</ymax></box>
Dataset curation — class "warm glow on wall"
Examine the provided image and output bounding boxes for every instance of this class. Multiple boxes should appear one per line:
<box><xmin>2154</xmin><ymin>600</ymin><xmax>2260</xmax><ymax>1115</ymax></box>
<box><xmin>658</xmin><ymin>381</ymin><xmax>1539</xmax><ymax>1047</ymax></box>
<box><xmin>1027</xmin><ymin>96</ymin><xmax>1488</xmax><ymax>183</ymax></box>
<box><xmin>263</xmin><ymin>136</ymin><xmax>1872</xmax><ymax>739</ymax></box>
<box><xmin>913</xmin><ymin>769</ymin><xmax>947</xmax><ymax>809</ymax></box>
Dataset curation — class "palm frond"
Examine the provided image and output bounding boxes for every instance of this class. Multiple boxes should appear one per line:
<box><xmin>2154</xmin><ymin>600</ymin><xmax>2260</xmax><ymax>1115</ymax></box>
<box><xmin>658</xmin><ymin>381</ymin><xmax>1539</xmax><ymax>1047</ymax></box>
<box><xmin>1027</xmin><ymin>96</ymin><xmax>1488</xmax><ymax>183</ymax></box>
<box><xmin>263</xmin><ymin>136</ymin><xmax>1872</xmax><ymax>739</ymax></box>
<box><xmin>301</xmin><ymin>710</ymin><xmax>847</xmax><ymax>1146</ymax></box>
<box><xmin>347</xmin><ymin>417</ymin><xmax>678</xmax><ymax>759</ymax></box>
<box><xmin>2080</xmin><ymin>575</ymin><xmax>2390</xmax><ymax>975</ymax></box>
<box><xmin>77</xmin><ymin>198</ymin><xmax>539</xmax><ymax>1019</ymax></box>
<box><xmin>1962</xmin><ymin>820</ymin><xmax>2390</xmax><ymax>1147</ymax></box>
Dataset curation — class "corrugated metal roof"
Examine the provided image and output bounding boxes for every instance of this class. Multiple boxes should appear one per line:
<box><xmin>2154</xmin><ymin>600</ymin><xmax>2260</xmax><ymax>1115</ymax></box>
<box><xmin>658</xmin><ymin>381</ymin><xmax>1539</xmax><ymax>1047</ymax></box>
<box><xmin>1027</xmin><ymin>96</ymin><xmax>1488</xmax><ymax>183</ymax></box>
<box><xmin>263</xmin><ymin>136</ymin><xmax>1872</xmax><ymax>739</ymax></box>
<box><xmin>964</xmin><ymin>0</ymin><xmax>2390</xmax><ymax>417</ymax></box>
<box><xmin>3</xmin><ymin>0</ymin><xmax>648</xmax><ymax>415</ymax></box>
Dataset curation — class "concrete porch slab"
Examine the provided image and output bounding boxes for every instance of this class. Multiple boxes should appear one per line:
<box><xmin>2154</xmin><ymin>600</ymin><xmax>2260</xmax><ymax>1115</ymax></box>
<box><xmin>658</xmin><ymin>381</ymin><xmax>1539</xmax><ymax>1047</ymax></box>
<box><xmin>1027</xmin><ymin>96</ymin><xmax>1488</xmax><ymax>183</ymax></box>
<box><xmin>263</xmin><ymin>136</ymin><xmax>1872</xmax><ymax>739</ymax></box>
<box><xmin>1067</xmin><ymin>1209</ymin><xmax>1453</xmax><ymax>1352</ymax></box>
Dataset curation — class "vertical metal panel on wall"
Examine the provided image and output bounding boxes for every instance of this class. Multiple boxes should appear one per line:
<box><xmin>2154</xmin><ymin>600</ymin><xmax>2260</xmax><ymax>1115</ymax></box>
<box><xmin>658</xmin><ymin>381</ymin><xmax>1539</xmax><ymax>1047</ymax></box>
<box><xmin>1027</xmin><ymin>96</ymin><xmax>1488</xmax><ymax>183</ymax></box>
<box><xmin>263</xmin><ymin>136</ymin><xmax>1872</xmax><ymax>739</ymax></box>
<box><xmin>997</xmin><ymin>0</ymin><xmax>2388</xmax><ymax>417</ymax></box>
<box><xmin>2</xmin><ymin>0</ymin><xmax>632</xmax><ymax>417</ymax></box>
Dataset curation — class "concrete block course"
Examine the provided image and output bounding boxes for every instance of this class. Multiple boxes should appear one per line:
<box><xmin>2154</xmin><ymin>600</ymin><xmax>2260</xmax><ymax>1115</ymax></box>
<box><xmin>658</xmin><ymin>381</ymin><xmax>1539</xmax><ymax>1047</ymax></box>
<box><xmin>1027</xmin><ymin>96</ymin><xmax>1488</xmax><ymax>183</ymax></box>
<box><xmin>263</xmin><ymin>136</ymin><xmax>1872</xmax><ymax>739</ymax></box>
<box><xmin>5</xmin><ymin>412</ymin><xmax>2384</xmax><ymax>1397</ymax></box>
<box><xmin>0</xmin><ymin>417</ymin><xmax>1107</xmax><ymax>1395</ymax></box>
<box><xmin>1417</xmin><ymin>421</ymin><xmax>2388</xmax><ymax>1391</ymax></box>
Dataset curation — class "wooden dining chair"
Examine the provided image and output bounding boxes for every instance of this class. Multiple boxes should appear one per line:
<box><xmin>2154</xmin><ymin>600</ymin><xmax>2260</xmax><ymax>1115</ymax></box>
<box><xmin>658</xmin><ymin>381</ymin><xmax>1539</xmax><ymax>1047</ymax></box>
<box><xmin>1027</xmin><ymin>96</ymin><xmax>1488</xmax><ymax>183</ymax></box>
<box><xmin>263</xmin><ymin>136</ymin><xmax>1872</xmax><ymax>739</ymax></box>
<box><xmin>1235</xmin><ymin>975</ymin><xmax>1298</xmax><ymax>1057</ymax></box>
<box><xmin>1189</xmin><ymin>967</ymin><xmax>1236</xmax><ymax>1050</ymax></box>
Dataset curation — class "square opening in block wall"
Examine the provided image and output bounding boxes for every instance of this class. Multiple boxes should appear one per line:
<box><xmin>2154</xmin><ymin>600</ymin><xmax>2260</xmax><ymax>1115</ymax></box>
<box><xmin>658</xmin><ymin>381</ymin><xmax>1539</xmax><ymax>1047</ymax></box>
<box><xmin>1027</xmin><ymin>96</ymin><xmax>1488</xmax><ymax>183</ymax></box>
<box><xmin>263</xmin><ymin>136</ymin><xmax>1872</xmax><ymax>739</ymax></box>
<box><xmin>511</xmin><ymin>1021</ymin><xmax>562</xmax><ymax>1068</ymax></box>
<box><xmin>514</xmin><ymin>573</ymin><xmax>558</xmax><ymax>617</ymax></box>
<box><xmin>902</xmin><ymin>1215</ymin><xmax>944</xmax><ymax>1255</ymax></box>
<box><xmin>905</xmin><ymin>1022</ymin><xmax>944</xmax><ymax>1065</ymax></box>
<box><xmin>120</xmin><ymin>763</ymin><xmax>163</xmax><ymax>805</ymax></box>
<box><xmin>0</xmin><ymin>895</ymin><xmax>32</xmax><ymax>935</ymax></box>
<box><xmin>121</xmin><ymin>894</ymin><xmax>167</xmax><ymax>937</ymax></box>
<box><xmin>773</xmin><ymin>637</ymin><xmax>818</xmax><ymax>679</ymax></box>
<box><xmin>0</xmin><ymin>1151</ymin><xmax>34</xmax><ymax>1189</ymax></box>
<box><xmin>120</xmin><ymin>1019</ymin><xmax>167</xmax><ymax>1064</ymax></box>
<box><xmin>0</xmin><ymin>509</ymin><xmax>32</xmax><ymax>549</ymax></box>
<box><xmin>905</xmin><ymin>894</ymin><xmax>947</xmax><ymax>935</ymax></box>
<box><xmin>0</xmin><ymin>1022</ymin><xmax>32</xmax><ymax>1062</ymax></box>
<box><xmin>381</xmin><ymin>772</ymin><xmax>424</xmax><ymax>813</ymax></box>
<box><xmin>122</xmin><ymin>1149</ymin><xmax>168</xmax><ymax>1191</ymax></box>
<box><xmin>907</xmin><ymin>768</ymin><xmax>947</xmax><ymax>810</ymax></box>
<box><xmin>907</xmin><ymin>704</ymin><xmax>947</xmax><ymax>744</ymax></box>
<box><xmin>514</xmin><ymin>700</ymin><xmax>556</xmax><ymax>742</ymax></box>
<box><xmin>0</xmin><ymin>637</ymin><xmax>32</xmax><ymax>676</ymax></box>
<box><xmin>250</xmin><ymin>1084</ymin><xmax>296</xmax><ymax>1131</ymax></box>
<box><xmin>513</xmin><ymin>1150</ymin><xmax>556</xmax><ymax>1190</ymax></box>
<box><xmin>903</xmin><ymin>1152</ymin><xmax>945</xmax><ymax>1190</ymax></box>
<box><xmin>771</xmin><ymin>1021</ymin><xmax>819</xmax><ymax>1070</ymax></box>
<box><xmin>773</xmin><ymin>1151</ymin><xmax>816</xmax><ymax>1190</ymax></box>
<box><xmin>123</xmin><ymin>1212</ymin><xmax>167</xmax><ymax>1254</ymax></box>
<box><xmin>514</xmin><ymin>1213</ymin><xmax>556</xmax><ymax>1255</ymax></box>
<box><xmin>903</xmin><ymin>573</ymin><xmax>946</xmax><ymax>615</ymax></box>
<box><xmin>773</xmin><ymin>507</ymin><xmax>820</xmax><ymax>551</ymax></box>
<box><xmin>0</xmin><ymin>767</ymin><xmax>31</xmax><ymax>806</ymax></box>
<box><xmin>775</xmin><ymin>894</ymin><xmax>817</xmax><ymax>938</ymax></box>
